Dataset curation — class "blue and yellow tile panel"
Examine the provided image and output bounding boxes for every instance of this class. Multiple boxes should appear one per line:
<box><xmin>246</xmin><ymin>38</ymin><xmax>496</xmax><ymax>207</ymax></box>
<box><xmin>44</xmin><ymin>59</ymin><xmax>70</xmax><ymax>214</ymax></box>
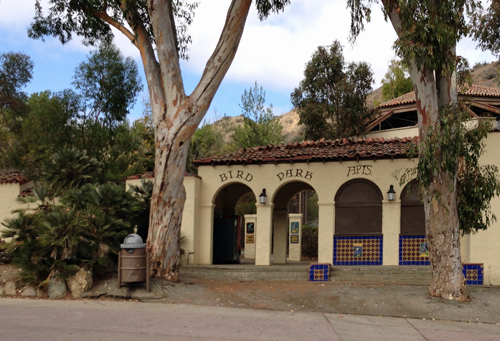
<box><xmin>462</xmin><ymin>263</ymin><xmax>483</xmax><ymax>285</ymax></box>
<box><xmin>309</xmin><ymin>263</ymin><xmax>330</xmax><ymax>281</ymax></box>
<box><xmin>333</xmin><ymin>236</ymin><xmax>383</xmax><ymax>265</ymax></box>
<box><xmin>399</xmin><ymin>236</ymin><xmax>431</xmax><ymax>265</ymax></box>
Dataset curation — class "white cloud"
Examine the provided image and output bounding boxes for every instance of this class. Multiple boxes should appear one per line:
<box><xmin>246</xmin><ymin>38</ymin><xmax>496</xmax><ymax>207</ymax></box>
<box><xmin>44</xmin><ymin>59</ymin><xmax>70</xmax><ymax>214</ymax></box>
<box><xmin>1</xmin><ymin>0</ymin><xmax>496</xmax><ymax>102</ymax></box>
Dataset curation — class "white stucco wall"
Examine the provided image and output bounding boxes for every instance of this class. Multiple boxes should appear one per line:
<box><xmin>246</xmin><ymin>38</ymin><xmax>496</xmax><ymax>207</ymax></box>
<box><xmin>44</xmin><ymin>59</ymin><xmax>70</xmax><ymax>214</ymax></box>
<box><xmin>467</xmin><ymin>132</ymin><xmax>500</xmax><ymax>284</ymax></box>
<box><xmin>196</xmin><ymin>157</ymin><xmax>419</xmax><ymax>266</ymax></box>
<box><xmin>0</xmin><ymin>182</ymin><xmax>31</xmax><ymax>238</ymax></box>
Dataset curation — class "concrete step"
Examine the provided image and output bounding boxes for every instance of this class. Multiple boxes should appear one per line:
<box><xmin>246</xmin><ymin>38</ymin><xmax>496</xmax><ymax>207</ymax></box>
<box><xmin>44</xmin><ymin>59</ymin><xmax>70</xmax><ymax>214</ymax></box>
<box><xmin>180</xmin><ymin>264</ymin><xmax>432</xmax><ymax>284</ymax></box>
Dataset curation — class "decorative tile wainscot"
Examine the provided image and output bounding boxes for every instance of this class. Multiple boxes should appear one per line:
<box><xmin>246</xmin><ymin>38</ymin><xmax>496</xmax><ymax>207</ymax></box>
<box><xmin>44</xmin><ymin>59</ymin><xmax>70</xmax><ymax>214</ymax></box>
<box><xmin>309</xmin><ymin>263</ymin><xmax>330</xmax><ymax>282</ymax></box>
<box><xmin>333</xmin><ymin>236</ymin><xmax>383</xmax><ymax>265</ymax></box>
<box><xmin>399</xmin><ymin>236</ymin><xmax>431</xmax><ymax>265</ymax></box>
<box><xmin>462</xmin><ymin>263</ymin><xmax>484</xmax><ymax>285</ymax></box>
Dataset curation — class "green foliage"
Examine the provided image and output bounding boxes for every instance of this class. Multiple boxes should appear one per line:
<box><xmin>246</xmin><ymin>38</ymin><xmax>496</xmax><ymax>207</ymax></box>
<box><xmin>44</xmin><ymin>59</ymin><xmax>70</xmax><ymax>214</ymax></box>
<box><xmin>233</xmin><ymin>82</ymin><xmax>284</xmax><ymax>149</ymax></box>
<box><xmin>291</xmin><ymin>40</ymin><xmax>374</xmax><ymax>141</ymax></box>
<box><xmin>473</xmin><ymin>1</ymin><xmax>500</xmax><ymax>56</ymax></box>
<box><xmin>73</xmin><ymin>41</ymin><xmax>142</xmax><ymax>126</ymax></box>
<box><xmin>307</xmin><ymin>192</ymin><xmax>319</xmax><ymax>224</ymax></box>
<box><xmin>457</xmin><ymin>119</ymin><xmax>500</xmax><ymax>234</ymax></box>
<box><xmin>0</xmin><ymin>52</ymin><xmax>34</xmax><ymax>169</ymax></box>
<box><xmin>348</xmin><ymin>1</ymin><xmax>479</xmax><ymax>75</ymax></box>
<box><xmin>42</xmin><ymin>148</ymin><xmax>101</xmax><ymax>196</ymax></box>
<box><xmin>301</xmin><ymin>224</ymin><xmax>318</xmax><ymax>259</ymax></box>
<box><xmin>10</xmin><ymin>91</ymin><xmax>77</xmax><ymax>179</ymax></box>
<box><xmin>381</xmin><ymin>59</ymin><xmax>413</xmax><ymax>101</ymax></box>
<box><xmin>1</xmin><ymin>151</ymin><xmax>152</xmax><ymax>284</ymax></box>
<box><xmin>398</xmin><ymin>108</ymin><xmax>500</xmax><ymax>235</ymax></box>
<box><xmin>3</xmin><ymin>44</ymin><xmax>148</xmax><ymax>183</ymax></box>
<box><xmin>29</xmin><ymin>0</ymin><xmax>198</xmax><ymax>60</ymax></box>
<box><xmin>235</xmin><ymin>192</ymin><xmax>257</xmax><ymax>216</ymax></box>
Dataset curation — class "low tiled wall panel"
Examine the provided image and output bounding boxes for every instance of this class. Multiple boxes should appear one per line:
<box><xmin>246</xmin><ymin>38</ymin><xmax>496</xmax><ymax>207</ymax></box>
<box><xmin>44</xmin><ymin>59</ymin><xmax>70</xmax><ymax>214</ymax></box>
<box><xmin>399</xmin><ymin>236</ymin><xmax>431</xmax><ymax>265</ymax></box>
<box><xmin>309</xmin><ymin>263</ymin><xmax>330</xmax><ymax>282</ymax></box>
<box><xmin>463</xmin><ymin>264</ymin><xmax>483</xmax><ymax>285</ymax></box>
<box><xmin>333</xmin><ymin>236</ymin><xmax>383</xmax><ymax>265</ymax></box>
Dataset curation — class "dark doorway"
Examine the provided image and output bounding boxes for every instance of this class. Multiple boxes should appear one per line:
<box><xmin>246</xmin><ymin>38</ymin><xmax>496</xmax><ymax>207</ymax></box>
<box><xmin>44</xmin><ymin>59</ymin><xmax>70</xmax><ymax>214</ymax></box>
<box><xmin>212</xmin><ymin>183</ymin><xmax>255</xmax><ymax>264</ymax></box>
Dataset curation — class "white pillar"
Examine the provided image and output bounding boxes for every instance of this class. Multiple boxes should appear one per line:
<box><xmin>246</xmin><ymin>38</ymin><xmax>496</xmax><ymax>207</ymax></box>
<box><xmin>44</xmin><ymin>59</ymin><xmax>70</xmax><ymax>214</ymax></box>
<box><xmin>255</xmin><ymin>203</ymin><xmax>274</xmax><ymax>266</ymax></box>
<box><xmin>318</xmin><ymin>202</ymin><xmax>335</xmax><ymax>264</ymax></box>
<box><xmin>273</xmin><ymin>209</ymin><xmax>288</xmax><ymax>264</ymax></box>
<box><xmin>288</xmin><ymin>213</ymin><xmax>303</xmax><ymax>262</ymax></box>
<box><xmin>243</xmin><ymin>214</ymin><xmax>257</xmax><ymax>259</ymax></box>
<box><xmin>382</xmin><ymin>199</ymin><xmax>400</xmax><ymax>265</ymax></box>
<box><xmin>196</xmin><ymin>203</ymin><xmax>215</xmax><ymax>265</ymax></box>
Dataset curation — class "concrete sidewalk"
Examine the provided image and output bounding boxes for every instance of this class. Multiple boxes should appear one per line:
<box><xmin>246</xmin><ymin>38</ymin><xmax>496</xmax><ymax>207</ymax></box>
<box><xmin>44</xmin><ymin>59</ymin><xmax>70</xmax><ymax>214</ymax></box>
<box><xmin>0</xmin><ymin>298</ymin><xmax>499</xmax><ymax>340</ymax></box>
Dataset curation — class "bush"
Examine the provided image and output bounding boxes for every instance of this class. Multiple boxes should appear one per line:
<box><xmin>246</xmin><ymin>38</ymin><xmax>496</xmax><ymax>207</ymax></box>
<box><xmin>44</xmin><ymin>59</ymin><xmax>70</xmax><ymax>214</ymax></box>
<box><xmin>301</xmin><ymin>224</ymin><xmax>318</xmax><ymax>259</ymax></box>
<box><xmin>0</xmin><ymin>238</ymin><xmax>11</xmax><ymax>264</ymax></box>
<box><xmin>1</xmin><ymin>149</ymin><xmax>151</xmax><ymax>286</ymax></box>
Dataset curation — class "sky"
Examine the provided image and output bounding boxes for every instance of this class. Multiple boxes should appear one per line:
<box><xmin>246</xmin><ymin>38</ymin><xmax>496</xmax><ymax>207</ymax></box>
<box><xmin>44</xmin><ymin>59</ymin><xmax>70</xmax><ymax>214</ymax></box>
<box><xmin>0</xmin><ymin>0</ymin><xmax>497</xmax><ymax>123</ymax></box>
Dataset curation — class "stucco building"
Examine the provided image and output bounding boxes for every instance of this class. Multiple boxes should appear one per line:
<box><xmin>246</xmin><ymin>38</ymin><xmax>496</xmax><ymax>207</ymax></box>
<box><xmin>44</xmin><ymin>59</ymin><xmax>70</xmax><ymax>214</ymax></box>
<box><xmin>3</xmin><ymin>84</ymin><xmax>500</xmax><ymax>284</ymax></box>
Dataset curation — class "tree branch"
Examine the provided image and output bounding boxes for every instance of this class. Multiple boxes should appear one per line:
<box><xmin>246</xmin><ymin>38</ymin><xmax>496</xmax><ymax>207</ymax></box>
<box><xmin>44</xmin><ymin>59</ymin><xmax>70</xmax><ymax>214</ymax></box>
<box><xmin>149</xmin><ymin>0</ymin><xmax>186</xmax><ymax>107</ymax></box>
<box><xmin>119</xmin><ymin>3</ymin><xmax>166</xmax><ymax>127</ymax></box>
<box><xmin>190</xmin><ymin>0</ymin><xmax>252</xmax><ymax>124</ymax></box>
<box><xmin>93</xmin><ymin>9</ymin><xmax>136</xmax><ymax>45</ymax></box>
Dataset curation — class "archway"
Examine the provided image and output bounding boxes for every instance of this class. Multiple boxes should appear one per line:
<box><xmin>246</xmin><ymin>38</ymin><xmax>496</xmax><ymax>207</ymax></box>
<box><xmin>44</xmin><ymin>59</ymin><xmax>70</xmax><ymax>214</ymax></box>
<box><xmin>272</xmin><ymin>181</ymin><xmax>317</xmax><ymax>264</ymax></box>
<box><xmin>212</xmin><ymin>183</ymin><xmax>256</xmax><ymax>264</ymax></box>
<box><xmin>400</xmin><ymin>180</ymin><xmax>429</xmax><ymax>265</ymax></box>
<box><xmin>334</xmin><ymin>179</ymin><xmax>383</xmax><ymax>265</ymax></box>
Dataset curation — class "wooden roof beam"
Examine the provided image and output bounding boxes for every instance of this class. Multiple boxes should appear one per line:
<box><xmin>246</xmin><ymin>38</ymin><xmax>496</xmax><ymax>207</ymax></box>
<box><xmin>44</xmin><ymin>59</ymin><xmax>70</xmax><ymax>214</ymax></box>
<box><xmin>469</xmin><ymin>100</ymin><xmax>500</xmax><ymax>115</ymax></box>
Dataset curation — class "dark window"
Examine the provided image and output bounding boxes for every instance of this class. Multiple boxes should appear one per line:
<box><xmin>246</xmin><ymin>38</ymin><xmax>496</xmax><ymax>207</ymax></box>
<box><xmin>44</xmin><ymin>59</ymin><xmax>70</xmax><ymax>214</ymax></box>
<box><xmin>335</xmin><ymin>179</ymin><xmax>382</xmax><ymax>236</ymax></box>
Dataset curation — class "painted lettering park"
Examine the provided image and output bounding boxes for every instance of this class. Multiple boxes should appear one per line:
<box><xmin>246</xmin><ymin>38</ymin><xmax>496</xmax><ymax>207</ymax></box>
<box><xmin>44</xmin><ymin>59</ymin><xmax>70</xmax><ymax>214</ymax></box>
<box><xmin>276</xmin><ymin>169</ymin><xmax>313</xmax><ymax>181</ymax></box>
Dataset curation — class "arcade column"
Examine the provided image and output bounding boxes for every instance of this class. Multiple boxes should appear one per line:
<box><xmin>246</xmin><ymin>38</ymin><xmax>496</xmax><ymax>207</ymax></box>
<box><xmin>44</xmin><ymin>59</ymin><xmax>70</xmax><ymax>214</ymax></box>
<box><xmin>243</xmin><ymin>214</ymin><xmax>257</xmax><ymax>259</ymax></box>
<box><xmin>318</xmin><ymin>202</ymin><xmax>335</xmax><ymax>264</ymax></box>
<box><xmin>382</xmin><ymin>199</ymin><xmax>400</xmax><ymax>265</ymax></box>
<box><xmin>273</xmin><ymin>209</ymin><xmax>288</xmax><ymax>264</ymax></box>
<box><xmin>288</xmin><ymin>213</ymin><xmax>303</xmax><ymax>262</ymax></box>
<box><xmin>255</xmin><ymin>203</ymin><xmax>274</xmax><ymax>266</ymax></box>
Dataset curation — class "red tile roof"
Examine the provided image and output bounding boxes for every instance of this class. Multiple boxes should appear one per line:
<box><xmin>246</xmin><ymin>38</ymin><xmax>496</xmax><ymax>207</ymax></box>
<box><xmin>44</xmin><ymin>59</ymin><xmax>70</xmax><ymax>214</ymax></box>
<box><xmin>0</xmin><ymin>170</ymin><xmax>29</xmax><ymax>185</ymax></box>
<box><xmin>379</xmin><ymin>84</ymin><xmax>500</xmax><ymax>108</ymax></box>
<box><xmin>18</xmin><ymin>188</ymin><xmax>34</xmax><ymax>197</ymax></box>
<box><xmin>193</xmin><ymin>137</ymin><xmax>418</xmax><ymax>166</ymax></box>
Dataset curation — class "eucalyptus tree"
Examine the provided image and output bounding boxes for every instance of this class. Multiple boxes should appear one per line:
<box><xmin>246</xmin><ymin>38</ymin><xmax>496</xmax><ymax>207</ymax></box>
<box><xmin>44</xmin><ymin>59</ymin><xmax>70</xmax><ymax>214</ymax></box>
<box><xmin>381</xmin><ymin>59</ymin><xmax>413</xmax><ymax>102</ymax></box>
<box><xmin>348</xmin><ymin>0</ymin><xmax>483</xmax><ymax>301</ymax></box>
<box><xmin>291</xmin><ymin>40</ymin><xmax>374</xmax><ymax>141</ymax></box>
<box><xmin>28</xmin><ymin>0</ymin><xmax>290</xmax><ymax>281</ymax></box>
<box><xmin>0</xmin><ymin>52</ymin><xmax>34</xmax><ymax>169</ymax></box>
<box><xmin>233</xmin><ymin>81</ymin><xmax>284</xmax><ymax>148</ymax></box>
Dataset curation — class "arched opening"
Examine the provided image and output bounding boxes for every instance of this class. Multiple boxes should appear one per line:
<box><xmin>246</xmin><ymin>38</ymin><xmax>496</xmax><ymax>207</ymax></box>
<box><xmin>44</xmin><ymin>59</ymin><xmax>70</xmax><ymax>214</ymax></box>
<box><xmin>212</xmin><ymin>183</ymin><xmax>256</xmax><ymax>264</ymax></box>
<box><xmin>334</xmin><ymin>179</ymin><xmax>383</xmax><ymax>265</ymax></box>
<box><xmin>273</xmin><ymin>181</ymin><xmax>318</xmax><ymax>263</ymax></box>
<box><xmin>400</xmin><ymin>180</ymin><xmax>429</xmax><ymax>265</ymax></box>
<box><xmin>400</xmin><ymin>181</ymin><xmax>425</xmax><ymax>235</ymax></box>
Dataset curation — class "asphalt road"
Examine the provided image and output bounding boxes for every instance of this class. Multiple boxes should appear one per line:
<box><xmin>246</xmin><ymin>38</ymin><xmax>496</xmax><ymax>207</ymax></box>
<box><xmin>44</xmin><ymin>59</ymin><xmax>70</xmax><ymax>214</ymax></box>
<box><xmin>0</xmin><ymin>298</ymin><xmax>499</xmax><ymax>340</ymax></box>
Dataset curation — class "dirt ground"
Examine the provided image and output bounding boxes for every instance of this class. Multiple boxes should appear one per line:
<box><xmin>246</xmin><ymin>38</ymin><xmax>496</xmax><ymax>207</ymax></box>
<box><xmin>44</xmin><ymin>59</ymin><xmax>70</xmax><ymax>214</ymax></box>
<box><xmin>2</xmin><ymin>264</ymin><xmax>500</xmax><ymax>325</ymax></box>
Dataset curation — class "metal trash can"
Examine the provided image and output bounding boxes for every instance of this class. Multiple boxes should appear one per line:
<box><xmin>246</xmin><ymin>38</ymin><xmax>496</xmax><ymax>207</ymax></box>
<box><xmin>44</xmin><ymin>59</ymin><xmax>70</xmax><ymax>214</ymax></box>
<box><xmin>118</xmin><ymin>234</ymin><xmax>150</xmax><ymax>292</ymax></box>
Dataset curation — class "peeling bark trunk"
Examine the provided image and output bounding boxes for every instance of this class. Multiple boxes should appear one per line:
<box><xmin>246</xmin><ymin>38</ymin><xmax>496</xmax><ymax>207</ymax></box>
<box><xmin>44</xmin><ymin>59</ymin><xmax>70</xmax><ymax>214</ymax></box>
<box><xmin>384</xmin><ymin>3</ymin><xmax>467</xmax><ymax>301</ymax></box>
<box><xmin>409</xmin><ymin>62</ymin><xmax>467</xmax><ymax>301</ymax></box>
<box><xmin>139</xmin><ymin>0</ymin><xmax>251</xmax><ymax>281</ymax></box>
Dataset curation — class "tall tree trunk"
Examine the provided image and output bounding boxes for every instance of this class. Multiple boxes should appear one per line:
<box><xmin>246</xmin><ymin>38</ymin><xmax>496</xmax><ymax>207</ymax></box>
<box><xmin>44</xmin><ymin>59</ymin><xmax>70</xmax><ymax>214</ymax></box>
<box><xmin>410</xmin><ymin>63</ymin><xmax>467</xmax><ymax>301</ymax></box>
<box><xmin>142</xmin><ymin>0</ymin><xmax>252</xmax><ymax>281</ymax></box>
<box><xmin>148</xmin><ymin>106</ymin><xmax>195</xmax><ymax>281</ymax></box>
<box><xmin>385</xmin><ymin>3</ymin><xmax>467</xmax><ymax>301</ymax></box>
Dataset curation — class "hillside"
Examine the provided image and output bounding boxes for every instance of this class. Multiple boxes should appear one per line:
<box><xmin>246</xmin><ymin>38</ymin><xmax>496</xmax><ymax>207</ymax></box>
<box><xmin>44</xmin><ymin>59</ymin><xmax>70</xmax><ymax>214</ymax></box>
<box><xmin>212</xmin><ymin>61</ymin><xmax>500</xmax><ymax>144</ymax></box>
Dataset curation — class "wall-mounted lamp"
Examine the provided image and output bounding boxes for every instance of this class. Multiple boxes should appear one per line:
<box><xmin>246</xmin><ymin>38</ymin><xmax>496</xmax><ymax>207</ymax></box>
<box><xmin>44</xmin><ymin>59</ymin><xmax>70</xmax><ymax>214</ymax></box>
<box><xmin>387</xmin><ymin>185</ymin><xmax>396</xmax><ymax>201</ymax></box>
<box><xmin>259</xmin><ymin>188</ymin><xmax>267</xmax><ymax>204</ymax></box>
